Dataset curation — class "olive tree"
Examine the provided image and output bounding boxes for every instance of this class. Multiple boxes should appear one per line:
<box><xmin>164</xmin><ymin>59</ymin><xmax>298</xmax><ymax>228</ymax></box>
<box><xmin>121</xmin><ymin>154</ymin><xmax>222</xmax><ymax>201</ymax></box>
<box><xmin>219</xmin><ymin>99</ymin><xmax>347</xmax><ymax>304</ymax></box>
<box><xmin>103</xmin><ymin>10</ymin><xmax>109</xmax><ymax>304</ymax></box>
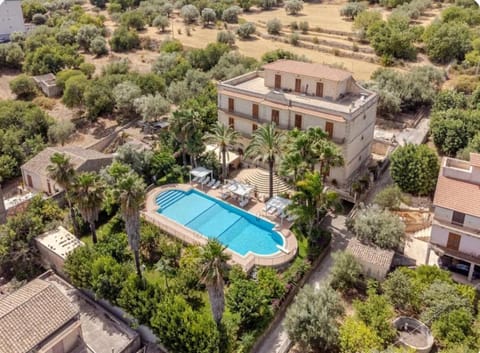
<box><xmin>153</xmin><ymin>15</ymin><xmax>170</xmax><ymax>32</ymax></box>
<box><xmin>236</xmin><ymin>22</ymin><xmax>256</xmax><ymax>39</ymax></box>
<box><xmin>133</xmin><ymin>94</ymin><xmax>170</xmax><ymax>122</ymax></box>
<box><xmin>201</xmin><ymin>8</ymin><xmax>216</xmax><ymax>26</ymax></box>
<box><xmin>48</xmin><ymin>120</ymin><xmax>75</xmax><ymax>146</ymax></box>
<box><xmin>217</xmin><ymin>31</ymin><xmax>236</xmax><ymax>46</ymax></box>
<box><xmin>181</xmin><ymin>4</ymin><xmax>200</xmax><ymax>24</ymax></box>
<box><xmin>76</xmin><ymin>25</ymin><xmax>101</xmax><ymax>52</ymax></box>
<box><xmin>266</xmin><ymin>18</ymin><xmax>282</xmax><ymax>35</ymax></box>
<box><xmin>285</xmin><ymin>283</ymin><xmax>344</xmax><ymax>352</ymax></box>
<box><xmin>113</xmin><ymin>81</ymin><xmax>142</xmax><ymax>118</ymax></box>
<box><xmin>90</xmin><ymin>36</ymin><xmax>108</xmax><ymax>56</ymax></box>
<box><xmin>9</xmin><ymin>74</ymin><xmax>37</xmax><ymax>99</ymax></box>
<box><xmin>222</xmin><ymin>6</ymin><xmax>242</xmax><ymax>24</ymax></box>
<box><xmin>340</xmin><ymin>2</ymin><xmax>367</xmax><ymax>20</ymax></box>
<box><xmin>285</xmin><ymin>0</ymin><xmax>303</xmax><ymax>15</ymax></box>
<box><xmin>350</xmin><ymin>205</ymin><xmax>405</xmax><ymax>250</ymax></box>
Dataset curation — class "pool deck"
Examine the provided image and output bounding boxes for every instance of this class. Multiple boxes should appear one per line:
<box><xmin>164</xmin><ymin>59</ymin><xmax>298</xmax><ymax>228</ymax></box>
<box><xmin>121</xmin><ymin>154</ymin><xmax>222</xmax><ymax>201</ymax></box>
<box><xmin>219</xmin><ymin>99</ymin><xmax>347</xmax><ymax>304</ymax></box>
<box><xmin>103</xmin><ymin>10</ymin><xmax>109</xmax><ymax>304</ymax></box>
<box><xmin>142</xmin><ymin>183</ymin><xmax>298</xmax><ymax>272</ymax></box>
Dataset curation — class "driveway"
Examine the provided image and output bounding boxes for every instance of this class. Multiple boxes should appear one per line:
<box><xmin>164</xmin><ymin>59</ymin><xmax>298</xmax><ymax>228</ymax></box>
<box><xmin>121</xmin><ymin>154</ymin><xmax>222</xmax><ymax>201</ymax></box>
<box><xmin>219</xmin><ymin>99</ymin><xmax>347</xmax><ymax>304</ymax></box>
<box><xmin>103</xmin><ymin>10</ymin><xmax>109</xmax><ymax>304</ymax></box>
<box><xmin>254</xmin><ymin>214</ymin><xmax>353</xmax><ymax>353</ymax></box>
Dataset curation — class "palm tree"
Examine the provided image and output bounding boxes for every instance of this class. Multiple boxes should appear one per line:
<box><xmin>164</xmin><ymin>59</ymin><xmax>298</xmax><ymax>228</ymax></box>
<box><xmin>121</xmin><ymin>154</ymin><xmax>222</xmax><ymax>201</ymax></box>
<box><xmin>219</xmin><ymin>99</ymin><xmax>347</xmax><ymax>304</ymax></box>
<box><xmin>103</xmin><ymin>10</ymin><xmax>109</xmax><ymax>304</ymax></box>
<box><xmin>315</xmin><ymin>140</ymin><xmax>344</xmax><ymax>183</ymax></box>
<box><xmin>204</xmin><ymin>123</ymin><xmax>239</xmax><ymax>180</ymax></box>
<box><xmin>245</xmin><ymin>123</ymin><xmax>286</xmax><ymax>199</ymax></box>
<box><xmin>114</xmin><ymin>172</ymin><xmax>146</xmax><ymax>278</ymax></box>
<box><xmin>199</xmin><ymin>239</ymin><xmax>230</xmax><ymax>327</ymax></box>
<box><xmin>280</xmin><ymin>151</ymin><xmax>308</xmax><ymax>185</ymax></box>
<box><xmin>70</xmin><ymin>172</ymin><xmax>105</xmax><ymax>244</ymax></box>
<box><xmin>169</xmin><ymin>109</ymin><xmax>203</xmax><ymax>166</ymax></box>
<box><xmin>288</xmin><ymin>172</ymin><xmax>339</xmax><ymax>234</ymax></box>
<box><xmin>47</xmin><ymin>152</ymin><xmax>80</xmax><ymax>236</ymax></box>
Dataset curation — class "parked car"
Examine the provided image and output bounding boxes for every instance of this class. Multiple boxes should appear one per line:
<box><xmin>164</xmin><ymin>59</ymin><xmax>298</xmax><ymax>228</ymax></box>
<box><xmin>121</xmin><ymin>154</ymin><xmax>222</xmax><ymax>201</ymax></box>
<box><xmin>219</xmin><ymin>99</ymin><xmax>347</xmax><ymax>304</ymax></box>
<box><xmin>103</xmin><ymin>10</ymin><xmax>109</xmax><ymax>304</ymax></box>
<box><xmin>448</xmin><ymin>263</ymin><xmax>480</xmax><ymax>280</ymax></box>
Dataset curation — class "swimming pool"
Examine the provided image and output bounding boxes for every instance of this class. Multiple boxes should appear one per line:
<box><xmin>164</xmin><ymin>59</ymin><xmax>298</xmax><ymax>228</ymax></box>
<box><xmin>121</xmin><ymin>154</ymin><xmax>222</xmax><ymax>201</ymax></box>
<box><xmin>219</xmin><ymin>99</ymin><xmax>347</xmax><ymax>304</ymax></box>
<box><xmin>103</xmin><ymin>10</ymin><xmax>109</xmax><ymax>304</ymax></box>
<box><xmin>155</xmin><ymin>189</ymin><xmax>285</xmax><ymax>256</ymax></box>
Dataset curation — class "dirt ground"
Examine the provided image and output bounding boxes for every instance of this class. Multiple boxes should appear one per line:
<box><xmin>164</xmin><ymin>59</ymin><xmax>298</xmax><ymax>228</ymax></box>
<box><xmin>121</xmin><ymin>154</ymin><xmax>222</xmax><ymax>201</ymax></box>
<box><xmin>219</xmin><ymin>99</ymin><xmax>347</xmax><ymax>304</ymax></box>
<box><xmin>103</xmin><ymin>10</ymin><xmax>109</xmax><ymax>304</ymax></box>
<box><xmin>0</xmin><ymin>70</ymin><xmax>17</xmax><ymax>100</ymax></box>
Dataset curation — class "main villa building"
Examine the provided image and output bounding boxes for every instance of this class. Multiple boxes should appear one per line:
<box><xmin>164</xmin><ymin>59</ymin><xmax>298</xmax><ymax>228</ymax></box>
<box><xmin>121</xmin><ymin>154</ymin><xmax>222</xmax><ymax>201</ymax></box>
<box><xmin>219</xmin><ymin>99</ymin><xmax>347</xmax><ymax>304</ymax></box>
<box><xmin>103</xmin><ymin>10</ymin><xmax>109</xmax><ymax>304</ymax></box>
<box><xmin>217</xmin><ymin>60</ymin><xmax>378</xmax><ymax>186</ymax></box>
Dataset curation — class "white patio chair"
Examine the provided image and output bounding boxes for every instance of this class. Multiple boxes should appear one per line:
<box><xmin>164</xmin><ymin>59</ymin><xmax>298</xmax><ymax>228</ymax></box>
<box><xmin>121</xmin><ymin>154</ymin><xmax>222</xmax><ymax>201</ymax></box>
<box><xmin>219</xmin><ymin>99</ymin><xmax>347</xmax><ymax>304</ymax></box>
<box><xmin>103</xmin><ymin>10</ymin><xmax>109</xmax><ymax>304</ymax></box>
<box><xmin>207</xmin><ymin>178</ymin><xmax>216</xmax><ymax>187</ymax></box>
<box><xmin>212</xmin><ymin>180</ymin><xmax>221</xmax><ymax>189</ymax></box>
<box><xmin>201</xmin><ymin>176</ymin><xmax>210</xmax><ymax>185</ymax></box>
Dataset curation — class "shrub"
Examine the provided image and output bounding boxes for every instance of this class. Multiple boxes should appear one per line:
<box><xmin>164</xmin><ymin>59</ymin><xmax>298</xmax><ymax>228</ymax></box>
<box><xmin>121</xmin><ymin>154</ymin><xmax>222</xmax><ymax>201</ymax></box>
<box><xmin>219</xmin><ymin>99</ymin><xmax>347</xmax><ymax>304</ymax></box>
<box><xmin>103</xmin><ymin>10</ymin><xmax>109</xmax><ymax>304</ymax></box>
<box><xmin>48</xmin><ymin>120</ymin><xmax>75</xmax><ymax>146</ymax></box>
<box><xmin>329</xmin><ymin>251</ymin><xmax>363</xmax><ymax>292</ymax></box>
<box><xmin>290</xmin><ymin>21</ymin><xmax>298</xmax><ymax>30</ymax></box>
<box><xmin>63</xmin><ymin>74</ymin><xmax>88</xmax><ymax>108</ymax></box>
<box><xmin>33</xmin><ymin>96</ymin><xmax>56</xmax><ymax>110</ymax></box>
<box><xmin>222</xmin><ymin>6</ymin><xmax>242</xmax><ymax>23</ymax></box>
<box><xmin>201</xmin><ymin>8</ymin><xmax>216</xmax><ymax>26</ymax></box>
<box><xmin>298</xmin><ymin>21</ymin><xmax>309</xmax><ymax>33</ymax></box>
<box><xmin>181</xmin><ymin>4</ymin><xmax>200</xmax><ymax>24</ymax></box>
<box><xmin>79</xmin><ymin>63</ymin><xmax>96</xmax><ymax>78</ymax></box>
<box><xmin>121</xmin><ymin>11</ymin><xmax>146</xmax><ymax>30</ymax></box>
<box><xmin>76</xmin><ymin>24</ymin><xmax>101</xmax><ymax>52</ymax></box>
<box><xmin>390</xmin><ymin>143</ymin><xmax>440</xmax><ymax>195</ymax></box>
<box><xmin>160</xmin><ymin>39</ymin><xmax>183</xmax><ymax>53</ymax></box>
<box><xmin>285</xmin><ymin>0</ymin><xmax>303</xmax><ymax>15</ymax></box>
<box><xmin>90</xmin><ymin>36</ymin><xmax>108</xmax><ymax>56</ymax></box>
<box><xmin>0</xmin><ymin>43</ymin><xmax>24</xmax><ymax>69</ymax></box>
<box><xmin>217</xmin><ymin>31</ymin><xmax>236</xmax><ymax>46</ymax></box>
<box><xmin>260</xmin><ymin>0</ymin><xmax>277</xmax><ymax>9</ymax></box>
<box><xmin>289</xmin><ymin>32</ymin><xmax>300</xmax><ymax>45</ymax></box>
<box><xmin>134</xmin><ymin>94</ymin><xmax>170</xmax><ymax>121</ymax></box>
<box><xmin>9</xmin><ymin>74</ymin><xmax>37</xmax><ymax>100</ymax></box>
<box><xmin>32</xmin><ymin>13</ymin><xmax>47</xmax><ymax>25</ymax></box>
<box><xmin>339</xmin><ymin>317</ymin><xmax>383</xmax><ymax>353</ymax></box>
<box><xmin>423</xmin><ymin>22</ymin><xmax>472</xmax><ymax>64</ymax></box>
<box><xmin>382</xmin><ymin>268</ymin><xmax>419</xmax><ymax>312</ymax></box>
<box><xmin>110</xmin><ymin>26</ymin><xmax>140</xmax><ymax>52</ymax></box>
<box><xmin>373</xmin><ymin>185</ymin><xmax>402</xmax><ymax>209</ymax></box>
<box><xmin>113</xmin><ymin>81</ymin><xmax>142</xmax><ymax>117</ymax></box>
<box><xmin>266</xmin><ymin>18</ymin><xmax>282</xmax><ymax>35</ymax></box>
<box><xmin>236</xmin><ymin>22</ymin><xmax>256</xmax><ymax>39</ymax></box>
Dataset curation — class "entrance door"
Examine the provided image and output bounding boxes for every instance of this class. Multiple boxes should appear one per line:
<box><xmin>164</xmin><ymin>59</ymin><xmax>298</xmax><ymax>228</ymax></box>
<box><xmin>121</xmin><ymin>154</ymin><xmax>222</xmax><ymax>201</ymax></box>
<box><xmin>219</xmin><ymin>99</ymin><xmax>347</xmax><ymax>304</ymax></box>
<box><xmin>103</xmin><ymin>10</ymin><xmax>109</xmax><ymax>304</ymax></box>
<box><xmin>274</xmin><ymin>74</ymin><xmax>281</xmax><ymax>90</ymax></box>
<box><xmin>295</xmin><ymin>79</ymin><xmax>301</xmax><ymax>93</ymax></box>
<box><xmin>325</xmin><ymin>122</ymin><xmax>334</xmax><ymax>138</ymax></box>
<box><xmin>27</xmin><ymin>175</ymin><xmax>33</xmax><ymax>188</ymax></box>
<box><xmin>447</xmin><ymin>232</ymin><xmax>461</xmax><ymax>251</ymax></box>
<box><xmin>294</xmin><ymin>114</ymin><xmax>302</xmax><ymax>129</ymax></box>
<box><xmin>316</xmin><ymin>82</ymin><xmax>324</xmax><ymax>97</ymax></box>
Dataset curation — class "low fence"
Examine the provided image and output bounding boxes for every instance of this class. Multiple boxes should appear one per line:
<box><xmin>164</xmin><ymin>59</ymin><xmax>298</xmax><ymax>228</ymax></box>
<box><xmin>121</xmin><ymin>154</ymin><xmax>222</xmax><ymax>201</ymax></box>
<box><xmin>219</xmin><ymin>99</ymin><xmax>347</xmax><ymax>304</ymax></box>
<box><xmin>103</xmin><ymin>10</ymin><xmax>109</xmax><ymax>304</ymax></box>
<box><xmin>249</xmin><ymin>239</ymin><xmax>332</xmax><ymax>353</ymax></box>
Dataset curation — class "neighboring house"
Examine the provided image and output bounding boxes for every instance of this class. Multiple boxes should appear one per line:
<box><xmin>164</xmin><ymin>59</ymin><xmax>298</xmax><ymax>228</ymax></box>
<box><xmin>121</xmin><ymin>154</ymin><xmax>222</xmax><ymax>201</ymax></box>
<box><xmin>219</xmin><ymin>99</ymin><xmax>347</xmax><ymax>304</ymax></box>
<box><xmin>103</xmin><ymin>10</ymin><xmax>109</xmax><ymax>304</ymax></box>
<box><xmin>217</xmin><ymin>60</ymin><xmax>378</xmax><ymax>186</ymax></box>
<box><xmin>0</xmin><ymin>0</ymin><xmax>25</xmax><ymax>42</ymax></box>
<box><xmin>0</xmin><ymin>271</ymin><xmax>142</xmax><ymax>353</ymax></box>
<box><xmin>427</xmin><ymin>153</ymin><xmax>480</xmax><ymax>281</ymax></box>
<box><xmin>346</xmin><ymin>239</ymin><xmax>394</xmax><ymax>281</ymax></box>
<box><xmin>21</xmin><ymin>146</ymin><xmax>113</xmax><ymax>195</ymax></box>
<box><xmin>35</xmin><ymin>226</ymin><xmax>84</xmax><ymax>276</ymax></box>
<box><xmin>0</xmin><ymin>278</ymin><xmax>82</xmax><ymax>353</ymax></box>
<box><xmin>33</xmin><ymin>74</ymin><xmax>61</xmax><ymax>97</ymax></box>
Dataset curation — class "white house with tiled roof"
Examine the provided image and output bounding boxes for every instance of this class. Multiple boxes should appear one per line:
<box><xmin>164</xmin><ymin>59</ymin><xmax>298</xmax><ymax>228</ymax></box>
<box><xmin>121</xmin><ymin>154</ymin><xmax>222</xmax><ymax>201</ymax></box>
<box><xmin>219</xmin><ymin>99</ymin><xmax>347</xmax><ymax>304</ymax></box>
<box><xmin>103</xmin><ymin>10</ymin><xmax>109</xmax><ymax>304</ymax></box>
<box><xmin>426</xmin><ymin>153</ymin><xmax>480</xmax><ymax>281</ymax></box>
<box><xmin>217</xmin><ymin>60</ymin><xmax>378</xmax><ymax>186</ymax></box>
<box><xmin>0</xmin><ymin>0</ymin><xmax>25</xmax><ymax>42</ymax></box>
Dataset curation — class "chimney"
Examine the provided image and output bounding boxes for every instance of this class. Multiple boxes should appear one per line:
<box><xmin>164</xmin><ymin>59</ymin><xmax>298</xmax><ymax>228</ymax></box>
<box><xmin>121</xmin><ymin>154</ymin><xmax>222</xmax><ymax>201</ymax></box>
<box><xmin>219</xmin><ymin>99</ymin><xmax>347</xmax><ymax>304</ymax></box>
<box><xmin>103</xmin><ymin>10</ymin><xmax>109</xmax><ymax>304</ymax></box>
<box><xmin>0</xmin><ymin>185</ymin><xmax>6</xmax><ymax>225</ymax></box>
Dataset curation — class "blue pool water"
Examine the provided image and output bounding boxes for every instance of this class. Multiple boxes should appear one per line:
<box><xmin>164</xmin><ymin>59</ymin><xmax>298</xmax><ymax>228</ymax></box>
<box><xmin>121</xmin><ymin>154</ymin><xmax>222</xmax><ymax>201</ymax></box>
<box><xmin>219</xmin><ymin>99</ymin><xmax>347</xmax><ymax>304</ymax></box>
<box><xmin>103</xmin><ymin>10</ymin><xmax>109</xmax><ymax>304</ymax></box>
<box><xmin>155</xmin><ymin>189</ymin><xmax>284</xmax><ymax>256</ymax></box>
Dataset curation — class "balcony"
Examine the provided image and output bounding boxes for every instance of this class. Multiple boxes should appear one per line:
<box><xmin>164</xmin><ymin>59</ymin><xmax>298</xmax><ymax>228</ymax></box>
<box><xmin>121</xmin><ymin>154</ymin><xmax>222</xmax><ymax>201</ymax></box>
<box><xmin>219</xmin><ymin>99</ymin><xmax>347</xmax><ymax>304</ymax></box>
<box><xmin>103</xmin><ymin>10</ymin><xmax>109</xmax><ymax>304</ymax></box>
<box><xmin>432</xmin><ymin>218</ymin><xmax>480</xmax><ymax>239</ymax></box>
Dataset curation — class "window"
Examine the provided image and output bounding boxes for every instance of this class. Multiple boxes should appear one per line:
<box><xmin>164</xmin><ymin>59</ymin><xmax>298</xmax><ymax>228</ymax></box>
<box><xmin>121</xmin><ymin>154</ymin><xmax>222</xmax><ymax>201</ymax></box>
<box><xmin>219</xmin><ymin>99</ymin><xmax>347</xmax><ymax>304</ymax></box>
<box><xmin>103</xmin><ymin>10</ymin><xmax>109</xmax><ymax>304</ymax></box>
<box><xmin>252</xmin><ymin>104</ymin><xmax>259</xmax><ymax>119</ymax></box>
<box><xmin>447</xmin><ymin>232</ymin><xmax>461</xmax><ymax>251</ymax></box>
<box><xmin>295</xmin><ymin>79</ymin><xmax>301</xmax><ymax>93</ymax></box>
<box><xmin>294</xmin><ymin>114</ymin><xmax>302</xmax><ymax>129</ymax></box>
<box><xmin>228</xmin><ymin>117</ymin><xmax>234</xmax><ymax>129</ymax></box>
<box><xmin>452</xmin><ymin>211</ymin><xmax>466</xmax><ymax>226</ymax></box>
<box><xmin>252</xmin><ymin>123</ymin><xmax>258</xmax><ymax>132</ymax></box>
<box><xmin>274</xmin><ymin>74</ymin><xmax>281</xmax><ymax>89</ymax></box>
<box><xmin>228</xmin><ymin>98</ymin><xmax>234</xmax><ymax>112</ymax></box>
<box><xmin>271</xmin><ymin>109</ymin><xmax>279</xmax><ymax>125</ymax></box>
<box><xmin>325</xmin><ymin>122</ymin><xmax>334</xmax><ymax>138</ymax></box>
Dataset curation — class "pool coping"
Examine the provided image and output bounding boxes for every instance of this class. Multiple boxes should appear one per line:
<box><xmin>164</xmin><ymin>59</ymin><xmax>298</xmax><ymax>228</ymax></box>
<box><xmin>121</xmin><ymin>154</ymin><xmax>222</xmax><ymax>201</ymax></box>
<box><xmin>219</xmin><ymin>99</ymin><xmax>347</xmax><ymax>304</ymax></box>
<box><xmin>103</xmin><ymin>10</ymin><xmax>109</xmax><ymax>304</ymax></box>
<box><xmin>142</xmin><ymin>184</ymin><xmax>298</xmax><ymax>272</ymax></box>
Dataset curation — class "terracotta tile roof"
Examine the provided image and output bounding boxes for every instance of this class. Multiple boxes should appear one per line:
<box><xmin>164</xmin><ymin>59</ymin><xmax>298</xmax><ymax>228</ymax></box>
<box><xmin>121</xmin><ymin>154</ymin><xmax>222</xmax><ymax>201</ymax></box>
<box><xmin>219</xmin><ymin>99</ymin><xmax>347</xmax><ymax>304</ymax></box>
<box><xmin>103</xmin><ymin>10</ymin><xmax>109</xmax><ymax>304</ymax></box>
<box><xmin>470</xmin><ymin>153</ymin><xmax>480</xmax><ymax>167</ymax></box>
<box><xmin>0</xmin><ymin>279</ymin><xmax>78</xmax><ymax>353</ymax></box>
<box><xmin>21</xmin><ymin>146</ymin><xmax>112</xmax><ymax>177</ymax></box>
<box><xmin>346</xmin><ymin>239</ymin><xmax>394</xmax><ymax>269</ymax></box>
<box><xmin>262</xmin><ymin>60</ymin><xmax>352</xmax><ymax>82</ymax></box>
<box><xmin>433</xmin><ymin>173</ymin><xmax>480</xmax><ymax>218</ymax></box>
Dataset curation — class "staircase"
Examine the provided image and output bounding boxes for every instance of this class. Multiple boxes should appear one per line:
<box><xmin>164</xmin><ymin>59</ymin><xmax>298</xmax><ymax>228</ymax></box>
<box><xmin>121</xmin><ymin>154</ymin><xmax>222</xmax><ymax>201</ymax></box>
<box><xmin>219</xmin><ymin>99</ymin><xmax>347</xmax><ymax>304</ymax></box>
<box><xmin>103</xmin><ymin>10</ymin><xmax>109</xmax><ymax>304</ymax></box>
<box><xmin>155</xmin><ymin>190</ymin><xmax>185</xmax><ymax>210</ymax></box>
<box><xmin>237</xmin><ymin>168</ymin><xmax>292</xmax><ymax>196</ymax></box>
<box><xmin>412</xmin><ymin>226</ymin><xmax>432</xmax><ymax>242</ymax></box>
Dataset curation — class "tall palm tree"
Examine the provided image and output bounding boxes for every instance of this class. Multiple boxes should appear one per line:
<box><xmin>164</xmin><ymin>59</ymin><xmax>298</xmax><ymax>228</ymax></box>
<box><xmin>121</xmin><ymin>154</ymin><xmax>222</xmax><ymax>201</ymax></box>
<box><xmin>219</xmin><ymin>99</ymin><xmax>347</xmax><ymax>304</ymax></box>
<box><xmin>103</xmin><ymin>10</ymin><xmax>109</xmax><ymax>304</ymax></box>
<box><xmin>204</xmin><ymin>123</ymin><xmax>239</xmax><ymax>180</ymax></box>
<box><xmin>114</xmin><ymin>172</ymin><xmax>146</xmax><ymax>278</ymax></box>
<box><xmin>199</xmin><ymin>239</ymin><xmax>230</xmax><ymax>327</ymax></box>
<box><xmin>47</xmin><ymin>152</ymin><xmax>80</xmax><ymax>236</ymax></box>
<box><xmin>279</xmin><ymin>151</ymin><xmax>307</xmax><ymax>185</ymax></box>
<box><xmin>70</xmin><ymin>172</ymin><xmax>105</xmax><ymax>244</ymax></box>
<box><xmin>169</xmin><ymin>109</ymin><xmax>203</xmax><ymax>166</ymax></box>
<box><xmin>245</xmin><ymin>123</ymin><xmax>286</xmax><ymax>199</ymax></box>
<box><xmin>315</xmin><ymin>140</ymin><xmax>344</xmax><ymax>182</ymax></box>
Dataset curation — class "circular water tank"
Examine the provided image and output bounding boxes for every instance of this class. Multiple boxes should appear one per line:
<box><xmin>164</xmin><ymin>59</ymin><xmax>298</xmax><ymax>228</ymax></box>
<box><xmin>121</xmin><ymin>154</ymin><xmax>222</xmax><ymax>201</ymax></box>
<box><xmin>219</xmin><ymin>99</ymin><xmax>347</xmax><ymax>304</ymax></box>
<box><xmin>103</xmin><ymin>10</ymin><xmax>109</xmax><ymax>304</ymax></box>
<box><xmin>393</xmin><ymin>317</ymin><xmax>434</xmax><ymax>353</ymax></box>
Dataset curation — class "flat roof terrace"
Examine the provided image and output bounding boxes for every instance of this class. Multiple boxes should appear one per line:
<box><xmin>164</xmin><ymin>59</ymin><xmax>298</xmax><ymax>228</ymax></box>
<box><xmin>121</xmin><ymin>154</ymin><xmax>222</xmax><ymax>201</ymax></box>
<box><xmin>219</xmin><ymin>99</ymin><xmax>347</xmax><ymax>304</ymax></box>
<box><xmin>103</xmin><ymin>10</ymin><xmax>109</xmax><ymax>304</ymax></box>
<box><xmin>222</xmin><ymin>73</ymin><xmax>375</xmax><ymax>115</ymax></box>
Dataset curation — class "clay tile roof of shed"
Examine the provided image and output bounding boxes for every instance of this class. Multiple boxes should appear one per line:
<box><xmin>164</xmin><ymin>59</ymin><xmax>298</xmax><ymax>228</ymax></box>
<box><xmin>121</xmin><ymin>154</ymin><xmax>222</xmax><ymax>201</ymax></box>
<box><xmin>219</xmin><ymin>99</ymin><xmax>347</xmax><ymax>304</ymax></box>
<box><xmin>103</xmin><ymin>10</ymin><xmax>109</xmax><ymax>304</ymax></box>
<box><xmin>346</xmin><ymin>239</ymin><xmax>394</xmax><ymax>269</ymax></box>
<box><xmin>0</xmin><ymin>279</ymin><xmax>78</xmax><ymax>353</ymax></box>
<box><xmin>262</xmin><ymin>60</ymin><xmax>352</xmax><ymax>82</ymax></box>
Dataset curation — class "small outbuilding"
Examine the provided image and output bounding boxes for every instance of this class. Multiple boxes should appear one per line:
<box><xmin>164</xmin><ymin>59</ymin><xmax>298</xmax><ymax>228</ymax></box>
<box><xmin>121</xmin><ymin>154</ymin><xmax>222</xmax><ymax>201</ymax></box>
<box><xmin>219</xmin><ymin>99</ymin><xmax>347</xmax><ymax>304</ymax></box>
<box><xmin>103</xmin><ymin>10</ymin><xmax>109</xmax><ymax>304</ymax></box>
<box><xmin>33</xmin><ymin>73</ymin><xmax>61</xmax><ymax>97</ymax></box>
<box><xmin>346</xmin><ymin>239</ymin><xmax>394</xmax><ymax>281</ymax></box>
<box><xmin>35</xmin><ymin>226</ymin><xmax>84</xmax><ymax>275</ymax></box>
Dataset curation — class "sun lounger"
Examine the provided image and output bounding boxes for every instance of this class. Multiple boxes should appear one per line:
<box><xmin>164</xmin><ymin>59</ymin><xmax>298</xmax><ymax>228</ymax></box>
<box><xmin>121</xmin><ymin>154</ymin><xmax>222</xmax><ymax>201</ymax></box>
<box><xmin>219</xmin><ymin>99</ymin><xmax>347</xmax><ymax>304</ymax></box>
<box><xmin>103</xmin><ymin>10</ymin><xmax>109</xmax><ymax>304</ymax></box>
<box><xmin>192</xmin><ymin>176</ymin><xmax>200</xmax><ymax>183</ymax></box>
<box><xmin>212</xmin><ymin>180</ymin><xmax>221</xmax><ymax>189</ymax></box>
<box><xmin>240</xmin><ymin>199</ymin><xmax>249</xmax><ymax>208</ymax></box>
<box><xmin>262</xmin><ymin>205</ymin><xmax>271</xmax><ymax>213</ymax></box>
<box><xmin>268</xmin><ymin>206</ymin><xmax>277</xmax><ymax>215</ymax></box>
<box><xmin>201</xmin><ymin>176</ymin><xmax>210</xmax><ymax>185</ymax></box>
<box><xmin>198</xmin><ymin>176</ymin><xmax>206</xmax><ymax>184</ymax></box>
<box><xmin>221</xmin><ymin>192</ymin><xmax>230</xmax><ymax>200</ymax></box>
<box><xmin>207</xmin><ymin>179</ymin><xmax>216</xmax><ymax>187</ymax></box>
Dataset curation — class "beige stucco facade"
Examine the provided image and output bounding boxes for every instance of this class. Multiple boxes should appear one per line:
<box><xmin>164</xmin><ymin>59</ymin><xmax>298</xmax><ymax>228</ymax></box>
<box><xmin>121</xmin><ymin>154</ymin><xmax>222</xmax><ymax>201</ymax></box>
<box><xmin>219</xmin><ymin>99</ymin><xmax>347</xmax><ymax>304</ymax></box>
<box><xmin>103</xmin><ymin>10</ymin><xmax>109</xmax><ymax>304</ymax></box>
<box><xmin>217</xmin><ymin>61</ymin><xmax>378</xmax><ymax>186</ymax></box>
<box><xmin>0</xmin><ymin>0</ymin><xmax>25</xmax><ymax>41</ymax></box>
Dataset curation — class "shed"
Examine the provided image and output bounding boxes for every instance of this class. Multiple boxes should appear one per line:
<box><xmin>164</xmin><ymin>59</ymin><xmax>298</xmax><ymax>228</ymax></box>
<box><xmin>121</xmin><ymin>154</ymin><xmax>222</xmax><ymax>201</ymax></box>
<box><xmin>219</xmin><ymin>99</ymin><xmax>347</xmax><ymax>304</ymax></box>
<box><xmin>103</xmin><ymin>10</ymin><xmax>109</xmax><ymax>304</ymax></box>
<box><xmin>33</xmin><ymin>73</ymin><xmax>61</xmax><ymax>97</ymax></box>
<box><xmin>346</xmin><ymin>239</ymin><xmax>394</xmax><ymax>280</ymax></box>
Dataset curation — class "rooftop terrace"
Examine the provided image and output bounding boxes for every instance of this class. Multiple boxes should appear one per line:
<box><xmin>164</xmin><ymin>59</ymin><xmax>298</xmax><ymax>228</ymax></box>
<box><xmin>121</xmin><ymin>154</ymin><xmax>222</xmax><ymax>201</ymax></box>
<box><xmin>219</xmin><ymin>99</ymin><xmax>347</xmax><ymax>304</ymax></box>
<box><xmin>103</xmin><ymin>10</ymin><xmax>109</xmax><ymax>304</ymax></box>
<box><xmin>221</xmin><ymin>71</ymin><xmax>374</xmax><ymax>116</ymax></box>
